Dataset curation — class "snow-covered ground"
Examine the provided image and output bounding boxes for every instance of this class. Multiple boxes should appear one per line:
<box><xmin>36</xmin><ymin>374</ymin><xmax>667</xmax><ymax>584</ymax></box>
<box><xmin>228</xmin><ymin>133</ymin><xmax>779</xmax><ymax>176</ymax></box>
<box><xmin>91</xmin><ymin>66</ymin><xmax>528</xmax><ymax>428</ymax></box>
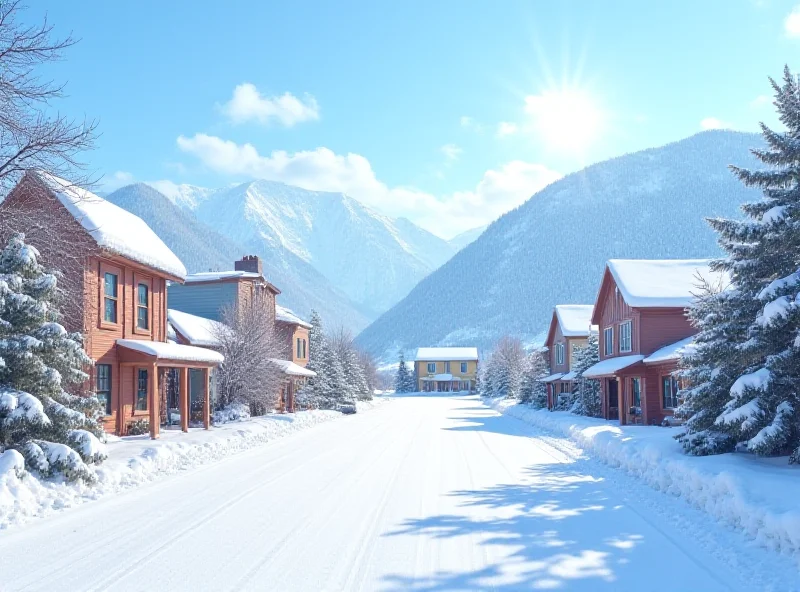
<box><xmin>0</xmin><ymin>394</ymin><xmax>797</xmax><ymax>591</ymax></box>
<box><xmin>487</xmin><ymin>397</ymin><xmax>800</xmax><ymax>561</ymax></box>
<box><xmin>0</xmin><ymin>399</ymin><xmax>384</xmax><ymax>530</ymax></box>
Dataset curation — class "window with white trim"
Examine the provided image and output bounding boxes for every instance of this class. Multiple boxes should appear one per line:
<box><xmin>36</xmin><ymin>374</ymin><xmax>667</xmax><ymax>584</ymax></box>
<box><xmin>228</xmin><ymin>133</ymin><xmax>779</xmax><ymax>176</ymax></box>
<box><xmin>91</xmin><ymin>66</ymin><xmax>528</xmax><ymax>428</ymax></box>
<box><xmin>619</xmin><ymin>320</ymin><xmax>632</xmax><ymax>353</ymax></box>
<box><xmin>604</xmin><ymin>327</ymin><xmax>614</xmax><ymax>356</ymax></box>
<box><xmin>555</xmin><ymin>343</ymin><xmax>565</xmax><ymax>365</ymax></box>
<box><xmin>662</xmin><ymin>376</ymin><xmax>680</xmax><ymax>409</ymax></box>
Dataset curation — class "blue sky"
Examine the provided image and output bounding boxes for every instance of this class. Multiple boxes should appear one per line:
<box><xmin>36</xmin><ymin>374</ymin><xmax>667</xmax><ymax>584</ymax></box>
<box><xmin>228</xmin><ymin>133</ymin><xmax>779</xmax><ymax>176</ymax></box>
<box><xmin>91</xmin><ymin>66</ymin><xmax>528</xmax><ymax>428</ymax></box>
<box><xmin>26</xmin><ymin>0</ymin><xmax>800</xmax><ymax>237</ymax></box>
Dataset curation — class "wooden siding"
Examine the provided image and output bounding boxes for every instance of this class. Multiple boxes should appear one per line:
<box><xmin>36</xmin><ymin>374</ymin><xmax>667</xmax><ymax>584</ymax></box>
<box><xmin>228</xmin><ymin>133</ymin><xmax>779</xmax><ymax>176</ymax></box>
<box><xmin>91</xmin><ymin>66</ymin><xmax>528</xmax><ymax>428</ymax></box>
<box><xmin>168</xmin><ymin>281</ymin><xmax>238</xmax><ymax>321</ymax></box>
<box><xmin>638</xmin><ymin>309</ymin><xmax>694</xmax><ymax>354</ymax></box>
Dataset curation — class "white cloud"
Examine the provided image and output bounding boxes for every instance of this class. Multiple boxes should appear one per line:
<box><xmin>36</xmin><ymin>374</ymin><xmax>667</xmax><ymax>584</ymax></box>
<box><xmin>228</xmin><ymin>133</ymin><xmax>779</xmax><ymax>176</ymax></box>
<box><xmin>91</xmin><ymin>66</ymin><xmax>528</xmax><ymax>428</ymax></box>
<box><xmin>700</xmin><ymin>117</ymin><xmax>732</xmax><ymax>130</ymax></box>
<box><xmin>460</xmin><ymin>116</ymin><xmax>474</xmax><ymax>127</ymax></box>
<box><xmin>785</xmin><ymin>6</ymin><xmax>800</xmax><ymax>37</ymax></box>
<box><xmin>440</xmin><ymin>143</ymin><xmax>462</xmax><ymax>163</ymax></box>
<box><xmin>751</xmin><ymin>95</ymin><xmax>771</xmax><ymax>108</ymax></box>
<box><xmin>496</xmin><ymin>121</ymin><xmax>518</xmax><ymax>137</ymax></box>
<box><xmin>102</xmin><ymin>170</ymin><xmax>134</xmax><ymax>192</ymax></box>
<box><xmin>176</xmin><ymin>133</ymin><xmax>561</xmax><ymax>238</ymax></box>
<box><xmin>220</xmin><ymin>83</ymin><xmax>319</xmax><ymax>126</ymax></box>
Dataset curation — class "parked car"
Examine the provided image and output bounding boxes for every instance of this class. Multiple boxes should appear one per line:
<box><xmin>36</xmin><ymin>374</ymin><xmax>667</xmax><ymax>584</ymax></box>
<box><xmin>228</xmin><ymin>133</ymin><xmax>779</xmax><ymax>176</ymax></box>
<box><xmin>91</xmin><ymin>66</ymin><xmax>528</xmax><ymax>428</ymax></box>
<box><xmin>338</xmin><ymin>403</ymin><xmax>357</xmax><ymax>415</ymax></box>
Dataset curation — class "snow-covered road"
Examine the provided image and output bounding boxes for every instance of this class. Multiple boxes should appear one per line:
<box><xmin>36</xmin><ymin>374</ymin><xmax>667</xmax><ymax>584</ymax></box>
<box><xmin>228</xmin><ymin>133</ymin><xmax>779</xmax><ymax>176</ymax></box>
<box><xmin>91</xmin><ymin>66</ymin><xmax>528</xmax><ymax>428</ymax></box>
<box><xmin>1</xmin><ymin>395</ymin><xmax>797</xmax><ymax>591</ymax></box>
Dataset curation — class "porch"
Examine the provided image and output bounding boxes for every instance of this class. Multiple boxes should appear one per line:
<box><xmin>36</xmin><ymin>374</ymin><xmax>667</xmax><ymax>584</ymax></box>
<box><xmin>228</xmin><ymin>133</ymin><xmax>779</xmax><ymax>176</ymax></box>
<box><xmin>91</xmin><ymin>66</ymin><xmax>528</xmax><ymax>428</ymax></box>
<box><xmin>270</xmin><ymin>359</ymin><xmax>316</xmax><ymax>412</ymax></box>
<box><xmin>420</xmin><ymin>375</ymin><xmax>473</xmax><ymax>392</ymax></box>
<box><xmin>116</xmin><ymin>339</ymin><xmax>224</xmax><ymax>439</ymax></box>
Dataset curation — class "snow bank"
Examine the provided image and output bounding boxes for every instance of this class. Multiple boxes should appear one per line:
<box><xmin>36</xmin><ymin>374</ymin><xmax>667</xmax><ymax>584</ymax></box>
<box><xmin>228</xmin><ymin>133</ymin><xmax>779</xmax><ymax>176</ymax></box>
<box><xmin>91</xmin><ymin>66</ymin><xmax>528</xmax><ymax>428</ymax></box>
<box><xmin>0</xmin><ymin>398</ymin><xmax>387</xmax><ymax>530</ymax></box>
<box><xmin>486</xmin><ymin>398</ymin><xmax>800</xmax><ymax>557</ymax></box>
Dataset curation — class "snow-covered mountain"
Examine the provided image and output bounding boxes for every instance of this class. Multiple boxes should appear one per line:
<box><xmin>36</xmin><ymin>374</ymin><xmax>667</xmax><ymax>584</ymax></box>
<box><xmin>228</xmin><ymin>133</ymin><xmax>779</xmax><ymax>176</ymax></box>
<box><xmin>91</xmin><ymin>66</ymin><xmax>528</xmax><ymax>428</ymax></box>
<box><xmin>145</xmin><ymin>181</ymin><xmax>217</xmax><ymax>210</ymax></box>
<box><xmin>105</xmin><ymin>184</ymin><xmax>372</xmax><ymax>332</ymax></box>
<box><xmin>448</xmin><ymin>225</ymin><xmax>487</xmax><ymax>251</ymax></box>
<box><xmin>193</xmin><ymin>180</ymin><xmax>457</xmax><ymax>316</ymax></box>
<box><xmin>356</xmin><ymin>130</ymin><xmax>765</xmax><ymax>359</ymax></box>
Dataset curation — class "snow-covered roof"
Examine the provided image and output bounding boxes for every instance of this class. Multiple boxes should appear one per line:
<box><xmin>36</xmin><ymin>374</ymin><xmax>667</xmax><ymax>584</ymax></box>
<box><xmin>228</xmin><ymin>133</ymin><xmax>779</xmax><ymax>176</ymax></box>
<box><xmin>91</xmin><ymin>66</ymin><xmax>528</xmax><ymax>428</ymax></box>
<box><xmin>116</xmin><ymin>339</ymin><xmax>224</xmax><ymax>364</ymax></box>
<box><xmin>561</xmin><ymin>371</ymin><xmax>578</xmax><ymax>381</ymax></box>
<box><xmin>275</xmin><ymin>305</ymin><xmax>312</xmax><ymax>329</ymax></box>
<box><xmin>555</xmin><ymin>305</ymin><xmax>595</xmax><ymax>337</ymax></box>
<box><xmin>167</xmin><ymin>309</ymin><xmax>227</xmax><ymax>347</ymax></box>
<box><xmin>415</xmin><ymin>347</ymin><xmax>478</xmax><ymax>361</ymax></box>
<box><xmin>583</xmin><ymin>355</ymin><xmax>645</xmax><ymax>378</ymax></box>
<box><xmin>269</xmin><ymin>359</ymin><xmax>316</xmax><ymax>377</ymax></box>
<box><xmin>606</xmin><ymin>259</ymin><xmax>725</xmax><ymax>309</ymax></box>
<box><xmin>643</xmin><ymin>336</ymin><xmax>696</xmax><ymax>365</ymax></box>
<box><xmin>539</xmin><ymin>373</ymin><xmax>564</xmax><ymax>383</ymax></box>
<box><xmin>33</xmin><ymin>171</ymin><xmax>187</xmax><ymax>280</ymax></box>
<box><xmin>183</xmin><ymin>270</ymin><xmax>261</xmax><ymax>283</ymax></box>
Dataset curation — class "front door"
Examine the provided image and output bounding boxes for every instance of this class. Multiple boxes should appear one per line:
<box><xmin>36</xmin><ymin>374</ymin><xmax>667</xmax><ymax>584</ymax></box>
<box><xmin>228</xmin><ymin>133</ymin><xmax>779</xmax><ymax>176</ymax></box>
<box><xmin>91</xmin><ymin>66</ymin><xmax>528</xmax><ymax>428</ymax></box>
<box><xmin>608</xmin><ymin>378</ymin><xmax>619</xmax><ymax>420</ymax></box>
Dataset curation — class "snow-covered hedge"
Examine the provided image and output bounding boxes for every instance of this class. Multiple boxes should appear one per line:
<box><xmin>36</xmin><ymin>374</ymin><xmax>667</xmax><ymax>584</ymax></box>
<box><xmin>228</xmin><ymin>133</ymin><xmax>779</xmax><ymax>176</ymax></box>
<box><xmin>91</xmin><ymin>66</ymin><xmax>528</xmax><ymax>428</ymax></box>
<box><xmin>212</xmin><ymin>402</ymin><xmax>251</xmax><ymax>424</ymax></box>
<box><xmin>487</xmin><ymin>398</ymin><xmax>800</xmax><ymax>557</ymax></box>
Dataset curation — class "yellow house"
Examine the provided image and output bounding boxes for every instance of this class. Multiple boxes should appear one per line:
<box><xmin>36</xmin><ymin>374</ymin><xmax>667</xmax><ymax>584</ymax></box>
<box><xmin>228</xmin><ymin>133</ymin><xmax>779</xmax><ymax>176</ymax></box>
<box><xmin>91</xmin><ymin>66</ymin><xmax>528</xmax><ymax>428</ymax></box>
<box><xmin>414</xmin><ymin>347</ymin><xmax>479</xmax><ymax>392</ymax></box>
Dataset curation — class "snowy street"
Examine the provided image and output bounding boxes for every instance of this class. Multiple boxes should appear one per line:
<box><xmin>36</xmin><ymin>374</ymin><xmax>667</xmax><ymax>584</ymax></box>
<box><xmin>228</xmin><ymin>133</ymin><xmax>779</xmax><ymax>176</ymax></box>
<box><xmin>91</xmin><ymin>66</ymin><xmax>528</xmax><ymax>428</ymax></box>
<box><xmin>1</xmin><ymin>395</ymin><xmax>797</xmax><ymax>591</ymax></box>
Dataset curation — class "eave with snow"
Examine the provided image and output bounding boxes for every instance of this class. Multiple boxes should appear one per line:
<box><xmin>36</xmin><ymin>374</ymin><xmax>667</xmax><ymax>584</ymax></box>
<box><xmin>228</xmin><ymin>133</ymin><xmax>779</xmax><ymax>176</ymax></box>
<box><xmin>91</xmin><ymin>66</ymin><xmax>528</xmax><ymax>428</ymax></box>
<box><xmin>414</xmin><ymin>347</ymin><xmax>479</xmax><ymax>393</ymax></box>
<box><xmin>588</xmin><ymin>258</ymin><xmax>721</xmax><ymax>427</ymax></box>
<box><xmin>0</xmin><ymin>171</ymin><xmax>223</xmax><ymax>439</ymax></box>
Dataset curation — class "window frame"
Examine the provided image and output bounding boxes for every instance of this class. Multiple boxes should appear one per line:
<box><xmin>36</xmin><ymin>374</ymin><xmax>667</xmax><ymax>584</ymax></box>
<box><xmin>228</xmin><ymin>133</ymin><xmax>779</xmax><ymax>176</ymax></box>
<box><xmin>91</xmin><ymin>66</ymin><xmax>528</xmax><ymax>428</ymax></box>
<box><xmin>133</xmin><ymin>273</ymin><xmax>153</xmax><ymax>336</ymax></box>
<box><xmin>99</xmin><ymin>262</ymin><xmax>122</xmax><ymax>330</ymax></box>
<box><xmin>604</xmin><ymin>327</ymin><xmax>614</xmax><ymax>356</ymax></box>
<box><xmin>296</xmin><ymin>337</ymin><xmax>302</xmax><ymax>359</ymax></box>
<box><xmin>631</xmin><ymin>377</ymin><xmax>641</xmax><ymax>408</ymax></box>
<box><xmin>460</xmin><ymin>361</ymin><xmax>468</xmax><ymax>374</ymax></box>
<box><xmin>662</xmin><ymin>375</ymin><xmax>680</xmax><ymax>410</ymax></box>
<box><xmin>619</xmin><ymin>320</ymin><xmax>632</xmax><ymax>353</ymax></box>
<box><xmin>555</xmin><ymin>342</ymin><xmax>565</xmax><ymax>365</ymax></box>
<box><xmin>96</xmin><ymin>364</ymin><xmax>112</xmax><ymax>416</ymax></box>
<box><xmin>302</xmin><ymin>339</ymin><xmax>307</xmax><ymax>359</ymax></box>
<box><xmin>427</xmin><ymin>362</ymin><xmax>436</xmax><ymax>373</ymax></box>
<box><xmin>135</xmin><ymin>368</ymin><xmax>149</xmax><ymax>413</ymax></box>
<box><xmin>444</xmin><ymin>361</ymin><xmax>451</xmax><ymax>373</ymax></box>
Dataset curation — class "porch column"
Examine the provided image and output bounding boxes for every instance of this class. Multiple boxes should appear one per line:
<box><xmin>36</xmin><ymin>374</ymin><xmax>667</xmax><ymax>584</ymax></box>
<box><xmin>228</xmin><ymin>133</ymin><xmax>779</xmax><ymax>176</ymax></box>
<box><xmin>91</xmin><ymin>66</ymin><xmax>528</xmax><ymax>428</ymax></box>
<box><xmin>288</xmin><ymin>380</ymin><xmax>295</xmax><ymax>413</ymax></box>
<box><xmin>203</xmin><ymin>367</ymin><xmax>211</xmax><ymax>430</ymax></box>
<box><xmin>180</xmin><ymin>367</ymin><xmax>189</xmax><ymax>432</ymax></box>
<box><xmin>149</xmin><ymin>362</ymin><xmax>159</xmax><ymax>440</ymax></box>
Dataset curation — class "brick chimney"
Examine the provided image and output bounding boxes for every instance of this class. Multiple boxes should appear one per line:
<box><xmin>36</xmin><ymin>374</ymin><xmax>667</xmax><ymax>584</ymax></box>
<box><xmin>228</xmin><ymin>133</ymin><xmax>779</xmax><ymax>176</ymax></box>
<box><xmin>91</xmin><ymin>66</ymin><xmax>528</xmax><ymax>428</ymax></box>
<box><xmin>234</xmin><ymin>255</ymin><xmax>263</xmax><ymax>276</ymax></box>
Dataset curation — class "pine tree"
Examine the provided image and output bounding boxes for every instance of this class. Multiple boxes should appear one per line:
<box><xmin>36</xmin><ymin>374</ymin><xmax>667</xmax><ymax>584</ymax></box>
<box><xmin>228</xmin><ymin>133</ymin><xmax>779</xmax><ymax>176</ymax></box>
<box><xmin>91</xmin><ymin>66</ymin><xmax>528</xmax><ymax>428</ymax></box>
<box><xmin>297</xmin><ymin>310</ymin><xmax>335</xmax><ymax>408</ymax></box>
<box><xmin>395</xmin><ymin>351</ymin><xmax>411</xmax><ymax>393</ymax></box>
<box><xmin>679</xmin><ymin>66</ymin><xmax>800</xmax><ymax>462</ymax></box>
<box><xmin>0</xmin><ymin>233</ymin><xmax>106</xmax><ymax>482</ymax></box>
<box><xmin>570</xmin><ymin>333</ymin><xmax>601</xmax><ymax>417</ymax></box>
<box><xmin>520</xmin><ymin>350</ymin><xmax>549</xmax><ymax>408</ymax></box>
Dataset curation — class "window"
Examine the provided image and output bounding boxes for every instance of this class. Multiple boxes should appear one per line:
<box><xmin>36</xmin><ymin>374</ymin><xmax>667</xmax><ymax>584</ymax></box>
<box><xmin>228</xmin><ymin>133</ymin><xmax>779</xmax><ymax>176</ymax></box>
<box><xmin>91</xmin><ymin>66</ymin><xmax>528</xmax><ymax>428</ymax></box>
<box><xmin>604</xmin><ymin>327</ymin><xmax>614</xmax><ymax>356</ymax></box>
<box><xmin>444</xmin><ymin>361</ymin><xmax>451</xmax><ymax>373</ymax></box>
<box><xmin>136</xmin><ymin>283</ymin><xmax>149</xmax><ymax>330</ymax></box>
<box><xmin>631</xmin><ymin>377</ymin><xmax>641</xmax><ymax>408</ymax></box>
<box><xmin>555</xmin><ymin>343</ymin><xmax>565</xmax><ymax>365</ymax></box>
<box><xmin>297</xmin><ymin>337</ymin><xmax>303</xmax><ymax>359</ymax></box>
<box><xmin>103</xmin><ymin>272</ymin><xmax>118</xmax><ymax>323</ymax></box>
<box><xmin>662</xmin><ymin>375</ymin><xmax>680</xmax><ymax>409</ymax></box>
<box><xmin>302</xmin><ymin>339</ymin><xmax>307</xmax><ymax>359</ymax></box>
<box><xmin>460</xmin><ymin>362</ymin><xmax>468</xmax><ymax>373</ymax></box>
<box><xmin>620</xmin><ymin>321</ymin><xmax>632</xmax><ymax>353</ymax></box>
<box><xmin>427</xmin><ymin>362</ymin><xmax>436</xmax><ymax>373</ymax></box>
<box><xmin>96</xmin><ymin>364</ymin><xmax>112</xmax><ymax>416</ymax></box>
<box><xmin>136</xmin><ymin>369</ymin><xmax>148</xmax><ymax>411</ymax></box>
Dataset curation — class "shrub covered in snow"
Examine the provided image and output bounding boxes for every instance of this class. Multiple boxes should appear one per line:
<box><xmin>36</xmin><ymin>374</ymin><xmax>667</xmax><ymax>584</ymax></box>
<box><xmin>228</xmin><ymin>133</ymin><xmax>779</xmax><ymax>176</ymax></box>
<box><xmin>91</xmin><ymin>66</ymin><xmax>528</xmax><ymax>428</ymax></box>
<box><xmin>570</xmin><ymin>333</ymin><xmax>602</xmax><ymax>417</ymax></box>
<box><xmin>0</xmin><ymin>234</ymin><xmax>106</xmax><ymax>482</ymax></box>
<box><xmin>212</xmin><ymin>402</ymin><xmax>251</xmax><ymax>424</ymax></box>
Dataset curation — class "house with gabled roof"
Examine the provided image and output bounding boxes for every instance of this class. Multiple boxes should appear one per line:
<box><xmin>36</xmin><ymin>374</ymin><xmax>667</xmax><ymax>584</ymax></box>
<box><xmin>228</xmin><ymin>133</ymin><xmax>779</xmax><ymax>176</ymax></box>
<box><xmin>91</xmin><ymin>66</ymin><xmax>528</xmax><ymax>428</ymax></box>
<box><xmin>274</xmin><ymin>305</ymin><xmax>314</xmax><ymax>412</ymax></box>
<box><xmin>0</xmin><ymin>170</ymin><xmax>223</xmax><ymax>438</ymax></box>
<box><xmin>540</xmin><ymin>305</ymin><xmax>595</xmax><ymax>409</ymax></box>
<box><xmin>583</xmin><ymin>259</ymin><xmax>725</xmax><ymax>426</ymax></box>
<box><xmin>414</xmin><ymin>347</ymin><xmax>478</xmax><ymax>392</ymax></box>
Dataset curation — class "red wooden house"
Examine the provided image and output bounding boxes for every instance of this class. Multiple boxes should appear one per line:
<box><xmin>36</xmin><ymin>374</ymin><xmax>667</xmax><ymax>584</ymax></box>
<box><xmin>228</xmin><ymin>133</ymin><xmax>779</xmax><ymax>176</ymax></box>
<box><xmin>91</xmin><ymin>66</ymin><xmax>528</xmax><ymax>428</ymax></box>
<box><xmin>540</xmin><ymin>305</ymin><xmax>595</xmax><ymax>409</ymax></box>
<box><xmin>0</xmin><ymin>170</ymin><xmax>223</xmax><ymax>439</ymax></box>
<box><xmin>583</xmin><ymin>259</ymin><xmax>724</xmax><ymax>426</ymax></box>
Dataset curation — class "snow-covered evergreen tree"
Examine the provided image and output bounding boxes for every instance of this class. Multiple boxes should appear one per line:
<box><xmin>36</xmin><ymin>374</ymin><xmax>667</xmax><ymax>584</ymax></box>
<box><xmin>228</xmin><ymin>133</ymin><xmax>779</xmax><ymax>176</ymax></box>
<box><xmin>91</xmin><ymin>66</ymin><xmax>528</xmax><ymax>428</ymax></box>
<box><xmin>570</xmin><ymin>333</ymin><xmax>601</xmax><ymax>417</ymax></box>
<box><xmin>297</xmin><ymin>310</ymin><xmax>336</xmax><ymax>408</ymax></box>
<box><xmin>395</xmin><ymin>351</ymin><xmax>412</xmax><ymax>393</ymax></box>
<box><xmin>519</xmin><ymin>349</ymin><xmax>549</xmax><ymax>408</ymax></box>
<box><xmin>0</xmin><ymin>233</ymin><xmax>106</xmax><ymax>482</ymax></box>
<box><xmin>478</xmin><ymin>336</ymin><xmax>527</xmax><ymax>399</ymax></box>
<box><xmin>679</xmin><ymin>67</ymin><xmax>800</xmax><ymax>462</ymax></box>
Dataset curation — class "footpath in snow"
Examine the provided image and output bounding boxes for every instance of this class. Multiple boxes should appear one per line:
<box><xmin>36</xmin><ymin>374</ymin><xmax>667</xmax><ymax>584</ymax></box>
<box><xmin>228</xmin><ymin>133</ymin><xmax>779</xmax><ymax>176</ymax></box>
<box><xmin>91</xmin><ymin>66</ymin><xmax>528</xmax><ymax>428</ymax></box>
<box><xmin>0</xmin><ymin>398</ymin><xmax>386</xmax><ymax>530</ymax></box>
<box><xmin>487</xmin><ymin>397</ymin><xmax>800</xmax><ymax>559</ymax></box>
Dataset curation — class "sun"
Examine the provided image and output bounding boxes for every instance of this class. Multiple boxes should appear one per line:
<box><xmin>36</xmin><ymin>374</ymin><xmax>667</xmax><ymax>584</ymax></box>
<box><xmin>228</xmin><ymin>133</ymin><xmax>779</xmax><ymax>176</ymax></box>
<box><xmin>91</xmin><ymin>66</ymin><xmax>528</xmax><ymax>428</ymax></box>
<box><xmin>524</xmin><ymin>88</ymin><xmax>604</xmax><ymax>153</ymax></box>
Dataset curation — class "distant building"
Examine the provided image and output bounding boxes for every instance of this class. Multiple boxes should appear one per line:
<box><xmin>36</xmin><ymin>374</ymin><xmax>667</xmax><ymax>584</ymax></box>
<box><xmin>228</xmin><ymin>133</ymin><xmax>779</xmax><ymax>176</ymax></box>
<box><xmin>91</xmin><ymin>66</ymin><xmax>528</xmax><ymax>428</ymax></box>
<box><xmin>540</xmin><ymin>305</ymin><xmax>596</xmax><ymax>409</ymax></box>
<box><xmin>583</xmin><ymin>259</ymin><xmax>725</xmax><ymax>426</ymax></box>
<box><xmin>0</xmin><ymin>171</ymin><xmax>223</xmax><ymax>438</ymax></box>
<box><xmin>414</xmin><ymin>347</ymin><xmax>479</xmax><ymax>392</ymax></box>
<box><xmin>274</xmin><ymin>305</ymin><xmax>315</xmax><ymax>412</ymax></box>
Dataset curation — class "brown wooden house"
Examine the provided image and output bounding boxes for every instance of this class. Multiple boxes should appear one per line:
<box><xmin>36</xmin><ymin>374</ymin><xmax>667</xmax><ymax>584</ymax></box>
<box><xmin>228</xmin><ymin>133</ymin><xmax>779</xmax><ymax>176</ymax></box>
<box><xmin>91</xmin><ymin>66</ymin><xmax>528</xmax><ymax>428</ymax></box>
<box><xmin>0</xmin><ymin>171</ymin><xmax>223</xmax><ymax>439</ymax></box>
<box><xmin>540</xmin><ymin>305</ymin><xmax>595</xmax><ymax>409</ymax></box>
<box><xmin>583</xmin><ymin>259</ymin><xmax>724</xmax><ymax>426</ymax></box>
